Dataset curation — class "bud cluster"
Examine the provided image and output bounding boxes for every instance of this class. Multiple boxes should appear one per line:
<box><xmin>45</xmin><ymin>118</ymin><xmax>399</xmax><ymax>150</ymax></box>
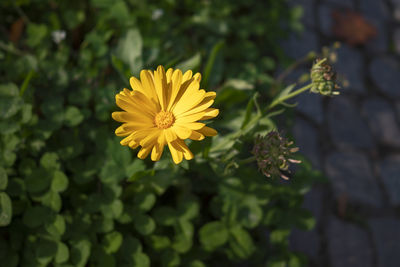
<box><xmin>252</xmin><ymin>131</ymin><xmax>301</xmax><ymax>180</ymax></box>
<box><xmin>310</xmin><ymin>58</ymin><xmax>340</xmax><ymax>96</ymax></box>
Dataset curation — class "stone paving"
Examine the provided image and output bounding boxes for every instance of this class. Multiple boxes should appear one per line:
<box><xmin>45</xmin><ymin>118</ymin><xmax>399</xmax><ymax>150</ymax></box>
<box><xmin>284</xmin><ymin>0</ymin><xmax>400</xmax><ymax>266</ymax></box>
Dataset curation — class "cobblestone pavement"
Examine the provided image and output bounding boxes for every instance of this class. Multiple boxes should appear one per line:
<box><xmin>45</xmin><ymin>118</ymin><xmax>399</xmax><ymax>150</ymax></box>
<box><xmin>283</xmin><ymin>0</ymin><xmax>400</xmax><ymax>266</ymax></box>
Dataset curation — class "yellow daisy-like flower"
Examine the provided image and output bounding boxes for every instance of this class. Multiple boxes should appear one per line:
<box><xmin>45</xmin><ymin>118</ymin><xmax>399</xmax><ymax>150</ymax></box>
<box><xmin>112</xmin><ymin>66</ymin><xmax>219</xmax><ymax>164</ymax></box>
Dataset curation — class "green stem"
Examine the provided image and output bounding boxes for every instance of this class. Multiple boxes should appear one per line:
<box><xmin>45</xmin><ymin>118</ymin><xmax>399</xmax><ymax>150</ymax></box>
<box><xmin>238</xmin><ymin>156</ymin><xmax>256</xmax><ymax>165</ymax></box>
<box><xmin>268</xmin><ymin>83</ymin><xmax>313</xmax><ymax>110</ymax></box>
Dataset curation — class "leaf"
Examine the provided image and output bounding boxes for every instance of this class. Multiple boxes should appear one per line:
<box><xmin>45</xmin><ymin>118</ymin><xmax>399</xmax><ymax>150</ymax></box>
<box><xmin>172</xmin><ymin>219</ymin><xmax>193</xmax><ymax>253</ymax></box>
<box><xmin>228</xmin><ymin>226</ymin><xmax>255</xmax><ymax>259</ymax></box>
<box><xmin>55</xmin><ymin>242</ymin><xmax>70</xmax><ymax>264</ymax></box>
<box><xmin>36</xmin><ymin>238</ymin><xmax>58</xmax><ymax>264</ymax></box>
<box><xmin>102</xmin><ymin>231</ymin><xmax>123</xmax><ymax>254</ymax></box>
<box><xmin>203</xmin><ymin>41</ymin><xmax>224</xmax><ymax>88</ymax></box>
<box><xmin>175</xmin><ymin>53</ymin><xmax>201</xmax><ymax>73</ymax></box>
<box><xmin>64</xmin><ymin>106</ymin><xmax>84</xmax><ymax>127</ymax></box>
<box><xmin>0</xmin><ymin>83</ymin><xmax>23</xmax><ymax>119</ymax></box>
<box><xmin>133</xmin><ymin>252</ymin><xmax>150</xmax><ymax>267</ymax></box>
<box><xmin>22</xmin><ymin>206</ymin><xmax>50</xmax><ymax>228</ymax></box>
<box><xmin>26</xmin><ymin>23</ymin><xmax>48</xmax><ymax>47</ymax></box>
<box><xmin>40</xmin><ymin>153</ymin><xmax>60</xmax><ymax>171</ymax></box>
<box><xmin>148</xmin><ymin>235</ymin><xmax>171</xmax><ymax>251</ymax></box>
<box><xmin>115</xmin><ymin>29</ymin><xmax>143</xmax><ymax>75</ymax></box>
<box><xmin>199</xmin><ymin>221</ymin><xmax>229</xmax><ymax>251</ymax></box>
<box><xmin>0</xmin><ymin>192</ymin><xmax>12</xmax><ymax>226</ymax></box>
<box><xmin>161</xmin><ymin>249</ymin><xmax>180</xmax><ymax>267</ymax></box>
<box><xmin>70</xmin><ymin>238</ymin><xmax>91</xmax><ymax>267</ymax></box>
<box><xmin>45</xmin><ymin>214</ymin><xmax>66</xmax><ymax>238</ymax></box>
<box><xmin>25</xmin><ymin>168</ymin><xmax>51</xmax><ymax>194</ymax></box>
<box><xmin>134</xmin><ymin>214</ymin><xmax>155</xmax><ymax>235</ymax></box>
<box><xmin>134</xmin><ymin>192</ymin><xmax>156</xmax><ymax>212</ymax></box>
<box><xmin>0</xmin><ymin>167</ymin><xmax>8</xmax><ymax>191</ymax></box>
<box><xmin>51</xmin><ymin>171</ymin><xmax>69</xmax><ymax>193</ymax></box>
<box><xmin>153</xmin><ymin>206</ymin><xmax>176</xmax><ymax>226</ymax></box>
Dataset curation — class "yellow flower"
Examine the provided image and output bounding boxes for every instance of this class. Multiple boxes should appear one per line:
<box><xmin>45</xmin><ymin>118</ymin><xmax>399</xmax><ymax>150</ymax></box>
<box><xmin>112</xmin><ymin>66</ymin><xmax>219</xmax><ymax>164</ymax></box>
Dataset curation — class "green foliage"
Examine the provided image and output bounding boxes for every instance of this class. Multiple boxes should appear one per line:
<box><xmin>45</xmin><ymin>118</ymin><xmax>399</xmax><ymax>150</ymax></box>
<box><xmin>0</xmin><ymin>0</ymin><xmax>319</xmax><ymax>266</ymax></box>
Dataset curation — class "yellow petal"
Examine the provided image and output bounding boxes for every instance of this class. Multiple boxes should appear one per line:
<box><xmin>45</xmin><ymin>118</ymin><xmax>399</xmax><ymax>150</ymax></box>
<box><xmin>164</xmin><ymin>128</ymin><xmax>178</xmax><ymax>143</ymax></box>
<box><xmin>151</xmin><ymin>134</ymin><xmax>165</xmax><ymax>161</ymax></box>
<box><xmin>172</xmin><ymin>125</ymin><xmax>192</xmax><ymax>139</ymax></box>
<box><xmin>140</xmin><ymin>129</ymin><xmax>161</xmax><ymax>147</ymax></box>
<box><xmin>182</xmin><ymin>70</ymin><xmax>193</xmax><ymax>82</ymax></box>
<box><xmin>166</xmin><ymin>68</ymin><xmax>174</xmax><ymax>83</ymax></box>
<box><xmin>176</xmin><ymin>139</ymin><xmax>194</xmax><ymax>160</ymax></box>
<box><xmin>167</xmin><ymin>69</ymin><xmax>183</xmax><ymax>110</ymax></box>
<box><xmin>120</xmin><ymin>134</ymin><xmax>133</xmax><ymax>145</ymax></box>
<box><xmin>175</xmin><ymin>112</ymin><xmax>206</xmax><ymax>123</ymax></box>
<box><xmin>173</xmin><ymin>89</ymin><xmax>206</xmax><ymax>116</ymax></box>
<box><xmin>130</xmin><ymin>76</ymin><xmax>147</xmax><ymax>96</ymax></box>
<box><xmin>168</xmin><ymin>142</ymin><xmax>183</xmax><ymax>164</ymax></box>
<box><xmin>193</xmin><ymin>73</ymin><xmax>202</xmax><ymax>82</ymax></box>
<box><xmin>200</xmin><ymin>108</ymin><xmax>219</xmax><ymax>120</ymax></box>
<box><xmin>175</xmin><ymin>122</ymin><xmax>205</xmax><ymax>130</ymax></box>
<box><xmin>131</xmin><ymin>128</ymin><xmax>158</xmax><ymax>143</ymax></box>
<box><xmin>198</xmin><ymin>126</ymin><xmax>217</xmax><ymax>136</ymax></box>
<box><xmin>189</xmin><ymin>131</ymin><xmax>205</xmax><ymax>141</ymax></box>
<box><xmin>140</xmin><ymin>70</ymin><xmax>159</xmax><ymax>107</ymax></box>
<box><xmin>129</xmin><ymin>140</ymin><xmax>139</xmax><ymax>149</ymax></box>
<box><xmin>154</xmin><ymin>65</ymin><xmax>167</xmax><ymax>110</ymax></box>
<box><xmin>112</xmin><ymin>111</ymin><xmax>153</xmax><ymax>124</ymax></box>
<box><xmin>137</xmin><ymin>145</ymin><xmax>152</xmax><ymax>159</ymax></box>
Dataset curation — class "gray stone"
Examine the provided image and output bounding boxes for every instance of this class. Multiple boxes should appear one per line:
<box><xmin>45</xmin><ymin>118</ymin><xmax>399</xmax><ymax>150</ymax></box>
<box><xmin>318</xmin><ymin>4</ymin><xmax>334</xmax><ymax>37</ymax></box>
<box><xmin>394</xmin><ymin>28</ymin><xmax>400</xmax><ymax>55</ymax></box>
<box><xmin>360</xmin><ymin>0</ymin><xmax>389</xmax><ymax>53</ymax></box>
<box><xmin>335</xmin><ymin>44</ymin><xmax>365</xmax><ymax>93</ymax></box>
<box><xmin>293</xmin><ymin>117</ymin><xmax>321</xmax><ymax>169</ymax></box>
<box><xmin>290</xmin><ymin>228</ymin><xmax>320</xmax><ymax>260</ymax></box>
<box><xmin>362</xmin><ymin>98</ymin><xmax>400</xmax><ymax>147</ymax></box>
<box><xmin>328</xmin><ymin>97</ymin><xmax>375</xmax><ymax>149</ymax></box>
<box><xmin>288</xmin><ymin>0</ymin><xmax>315</xmax><ymax>28</ymax></box>
<box><xmin>328</xmin><ymin>216</ymin><xmax>373</xmax><ymax>267</ymax></box>
<box><xmin>369</xmin><ymin>218</ymin><xmax>400</xmax><ymax>267</ymax></box>
<box><xmin>369</xmin><ymin>57</ymin><xmax>400</xmax><ymax>98</ymax></box>
<box><xmin>325</xmin><ymin>0</ymin><xmax>354</xmax><ymax>8</ymax></box>
<box><xmin>303</xmin><ymin>186</ymin><xmax>324</xmax><ymax>220</ymax></box>
<box><xmin>281</xmin><ymin>30</ymin><xmax>319</xmax><ymax>59</ymax></box>
<box><xmin>378</xmin><ymin>155</ymin><xmax>400</xmax><ymax>205</ymax></box>
<box><xmin>294</xmin><ymin>93</ymin><xmax>324</xmax><ymax>124</ymax></box>
<box><xmin>325</xmin><ymin>151</ymin><xmax>383</xmax><ymax>206</ymax></box>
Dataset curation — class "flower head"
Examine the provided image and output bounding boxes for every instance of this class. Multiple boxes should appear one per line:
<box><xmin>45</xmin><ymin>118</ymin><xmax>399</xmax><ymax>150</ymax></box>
<box><xmin>112</xmin><ymin>66</ymin><xmax>219</xmax><ymax>164</ymax></box>
<box><xmin>252</xmin><ymin>131</ymin><xmax>300</xmax><ymax>180</ymax></box>
<box><xmin>310</xmin><ymin>58</ymin><xmax>340</xmax><ymax>96</ymax></box>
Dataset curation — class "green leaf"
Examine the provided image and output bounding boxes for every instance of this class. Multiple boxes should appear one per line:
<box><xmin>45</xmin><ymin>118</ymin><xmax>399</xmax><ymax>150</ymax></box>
<box><xmin>161</xmin><ymin>250</ymin><xmax>180</xmax><ymax>267</ymax></box>
<box><xmin>176</xmin><ymin>53</ymin><xmax>201</xmax><ymax>73</ymax></box>
<box><xmin>199</xmin><ymin>221</ymin><xmax>228</xmax><ymax>251</ymax></box>
<box><xmin>70</xmin><ymin>238</ymin><xmax>91</xmax><ymax>267</ymax></box>
<box><xmin>172</xmin><ymin>219</ymin><xmax>193</xmax><ymax>253</ymax></box>
<box><xmin>133</xmin><ymin>252</ymin><xmax>150</xmax><ymax>267</ymax></box>
<box><xmin>188</xmin><ymin>260</ymin><xmax>206</xmax><ymax>267</ymax></box>
<box><xmin>51</xmin><ymin>171</ymin><xmax>69</xmax><ymax>193</ymax></box>
<box><xmin>148</xmin><ymin>235</ymin><xmax>170</xmax><ymax>251</ymax></box>
<box><xmin>102</xmin><ymin>231</ymin><xmax>123</xmax><ymax>254</ymax></box>
<box><xmin>26</xmin><ymin>23</ymin><xmax>48</xmax><ymax>47</ymax></box>
<box><xmin>0</xmin><ymin>83</ymin><xmax>22</xmax><ymax>119</ymax></box>
<box><xmin>22</xmin><ymin>206</ymin><xmax>50</xmax><ymax>228</ymax></box>
<box><xmin>0</xmin><ymin>167</ymin><xmax>8</xmax><ymax>191</ymax></box>
<box><xmin>228</xmin><ymin>226</ymin><xmax>255</xmax><ymax>259</ymax></box>
<box><xmin>134</xmin><ymin>192</ymin><xmax>156</xmax><ymax>212</ymax></box>
<box><xmin>177</xmin><ymin>199</ymin><xmax>199</xmax><ymax>221</ymax></box>
<box><xmin>115</xmin><ymin>29</ymin><xmax>143</xmax><ymax>75</ymax></box>
<box><xmin>134</xmin><ymin>214</ymin><xmax>155</xmax><ymax>236</ymax></box>
<box><xmin>203</xmin><ymin>41</ymin><xmax>224</xmax><ymax>88</ymax></box>
<box><xmin>40</xmin><ymin>153</ymin><xmax>60</xmax><ymax>171</ymax></box>
<box><xmin>45</xmin><ymin>214</ymin><xmax>66</xmax><ymax>238</ymax></box>
<box><xmin>64</xmin><ymin>106</ymin><xmax>84</xmax><ymax>127</ymax></box>
<box><xmin>55</xmin><ymin>242</ymin><xmax>70</xmax><ymax>264</ymax></box>
<box><xmin>0</xmin><ymin>192</ymin><xmax>12</xmax><ymax>226</ymax></box>
<box><xmin>270</xmin><ymin>228</ymin><xmax>290</xmax><ymax>244</ymax></box>
<box><xmin>36</xmin><ymin>238</ymin><xmax>58</xmax><ymax>265</ymax></box>
<box><xmin>153</xmin><ymin>206</ymin><xmax>176</xmax><ymax>226</ymax></box>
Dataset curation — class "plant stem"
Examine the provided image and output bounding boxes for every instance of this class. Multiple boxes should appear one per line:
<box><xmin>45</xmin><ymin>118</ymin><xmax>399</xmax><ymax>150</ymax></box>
<box><xmin>238</xmin><ymin>156</ymin><xmax>256</xmax><ymax>165</ymax></box>
<box><xmin>268</xmin><ymin>83</ymin><xmax>313</xmax><ymax>110</ymax></box>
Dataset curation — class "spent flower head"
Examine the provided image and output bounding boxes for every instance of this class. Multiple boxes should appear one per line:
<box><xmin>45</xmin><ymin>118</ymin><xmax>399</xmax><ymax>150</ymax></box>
<box><xmin>310</xmin><ymin>58</ymin><xmax>340</xmax><ymax>96</ymax></box>
<box><xmin>252</xmin><ymin>131</ymin><xmax>301</xmax><ymax>180</ymax></box>
<box><xmin>112</xmin><ymin>66</ymin><xmax>219</xmax><ymax>164</ymax></box>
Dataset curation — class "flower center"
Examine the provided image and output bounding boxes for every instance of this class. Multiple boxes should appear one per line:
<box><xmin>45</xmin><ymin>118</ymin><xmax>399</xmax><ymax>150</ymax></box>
<box><xmin>154</xmin><ymin>111</ymin><xmax>175</xmax><ymax>129</ymax></box>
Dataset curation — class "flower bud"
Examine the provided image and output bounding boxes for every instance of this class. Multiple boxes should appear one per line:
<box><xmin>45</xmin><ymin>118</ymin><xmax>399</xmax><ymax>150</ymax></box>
<box><xmin>252</xmin><ymin>131</ymin><xmax>300</xmax><ymax>180</ymax></box>
<box><xmin>310</xmin><ymin>58</ymin><xmax>340</xmax><ymax>96</ymax></box>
